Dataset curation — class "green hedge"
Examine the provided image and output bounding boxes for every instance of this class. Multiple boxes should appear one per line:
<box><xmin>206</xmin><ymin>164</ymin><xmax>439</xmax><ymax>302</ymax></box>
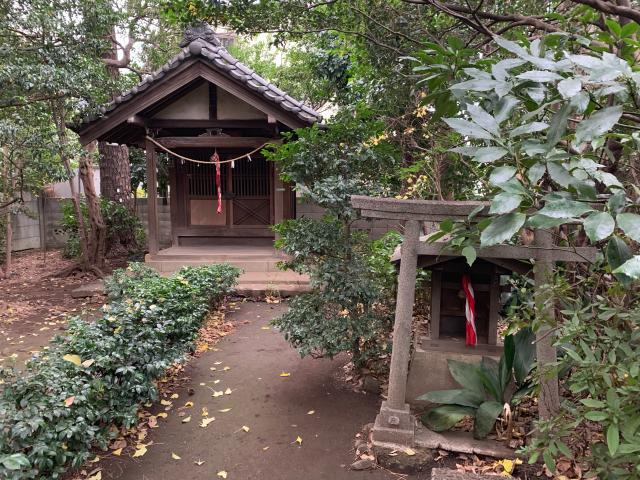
<box><xmin>0</xmin><ymin>263</ymin><xmax>240</xmax><ymax>479</ymax></box>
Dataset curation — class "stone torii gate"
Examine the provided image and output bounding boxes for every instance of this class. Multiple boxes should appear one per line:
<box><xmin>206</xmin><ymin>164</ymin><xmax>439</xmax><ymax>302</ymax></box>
<box><xmin>350</xmin><ymin>195</ymin><xmax>597</xmax><ymax>447</ymax></box>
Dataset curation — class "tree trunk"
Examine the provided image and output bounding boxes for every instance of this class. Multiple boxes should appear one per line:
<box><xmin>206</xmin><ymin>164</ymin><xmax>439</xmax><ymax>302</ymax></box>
<box><xmin>51</xmin><ymin>100</ymin><xmax>92</xmax><ymax>270</ymax></box>
<box><xmin>80</xmin><ymin>143</ymin><xmax>107</xmax><ymax>269</ymax></box>
<box><xmin>1</xmin><ymin>146</ymin><xmax>11</xmax><ymax>277</ymax></box>
<box><xmin>99</xmin><ymin>141</ymin><xmax>133</xmax><ymax>209</ymax></box>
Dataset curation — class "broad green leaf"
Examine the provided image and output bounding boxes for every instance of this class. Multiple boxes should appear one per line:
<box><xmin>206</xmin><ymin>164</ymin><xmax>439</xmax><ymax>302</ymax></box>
<box><xmin>527</xmin><ymin>214</ymin><xmax>569</xmax><ymax>229</ymax></box>
<box><xmin>607</xmin><ymin>424</ymin><xmax>620</xmax><ymax>456</ymax></box>
<box><xmin>499</xmin><ymin>177</ymin><xmax>527</xmax><ymax>195</ymax></box>
<box><xmin>546</xmin><ymin>104</ymin><xmax>572</xmax><ymax>148</ymax></box>
<box><xmin>581</xmin><ymin>398</ymin><xmax>606</xmax><ymax>408</ymax></box>
<box><xmin>616</xmin><ymin>213</ymin><xmax>640</xmax><ymax>242</ymax></box>
<box><xmin>510</xmin><ymin>122</ymin><xmax>549</xmax><ymax>137</ymax></box>
<box><xmin>593</xmin><ymin>171</ymin><xmax>623</xmax><ymax>189</ymax></box>
<box><xmin>607</xmin><ymin>236</ymin><xmax>633</xmax><ymax>284</ymax></box>
<box><xmin>478</xmin><ymin>357</ymin><xmax>502</xmax><ymax>402</ymax></box>
<box><xmin>527</xmin><ymin>163</ymin><xmax>546</xmax><ymax>184</ymax></box>
<box><xmin>516</xmin><ymin>70</ymin><xmax>563</xmax><ymax>82</ymax></box>
<box><xmin>569</xmin><ymin>54</ymin><xmax>605</xmax><ymax>69</ymax></box>
<box><xmin>1</xmin><ymin>453</ymin><xmax>30</xmax><ymax>471</ymax></box>
<box><xmin>608</xmin><ymin>191</ymin><xmax>626</xmax><ymax>215</ymax></box>
<box><xmin>416</xmin><ymin>389</ymin><xmax>484</xmax><ymax>407</ymax></box>
<box><xmin>499</xmin><ymin>335</ymin><xmax>515</xmax><ymax>394</ymax></box>
<box><xmin>450</xmin><ymin>78</ymin><xmax>500</xmax><ymax>92</ymax></box>
<box><xmin>538</xmin><ymin>199</ymin><xmax>593</xmax><ymax>218</ymax></box>
<box><xmin>547</xmin><ymin>162</ymin><xmax>575</xmax><ymax>188</ymax></box>
<box><xmin>574</xmin><ymin>105</ymin><xmax>623</xmax><ymax>144</ymax></box>
<box><xmin>466</xmin><ymin>104</ymin><xmax>500</xmax><ymax>136</ymax></box>
<box><xmin>420</xmin><ymin>405</ymin><xmax>476</xmax><ymax>432</ymax></box>
<box><xmin>543</xmin><ymin>450</ymin><xmax>556</xmax><ymax>473</ymax></box>
<box><xmin>613</xmin><ymin>255</ymin><xmax>640</xmax><ymax>279</ymax></box>
<box><xmin>474</xmin><ymin>147</ymin><xmax>509</xmax><ymax>163</ymax></box>
<box><xmin>494</xmin><ymin>96</ymin><xmax>521</xmax><ymax>124</ymax></box>
<box><xmin>489</xmin><ymin>193</ymin><xmax>522</xmax><ymax>215</ymax></box>
<box><xmin>462</xmin><ymin>246</ymin><xmax>477</xmax><ymax>266</ymax></box>
<box><xmin>557</xmin><ymin>78</ymin><xmax>582</xmax><ymax>98</ymax></box>
<box><xmin>494</xmin><ymin>36</ymin><xmax>529</xmax><ymax>59</ymax></box>
<box><xmin>447</xmin><ymin>359</ymin><xmax>484</xmax><ymax>394</ymax></box>
<box><xmin>480</xmin><ymin>213</ymin><xmax>526</xmax><ymax>247</ymax></box>
<box><xmin>513</xmin><ymin>328</ymin><xmax>536</xmax><ymax>384</ymax></box>
<box><xmin>583</xmin><ymin>211</ymin><xmax>615</xmax><ymax>242</ymax></box>
<box><xmin>444</xmin><ymin>118</ymin><xmax>494</xmax><ymax>140</ymax></box>
<box><xmin>474</xmin><ymin>401</ymin><xmax>503</xmax><ymax>439</ymax></box>
<box><xmin>489</xmin><ymin>166</ymin><xmax>516</xmax><ymax>186</ymax></box>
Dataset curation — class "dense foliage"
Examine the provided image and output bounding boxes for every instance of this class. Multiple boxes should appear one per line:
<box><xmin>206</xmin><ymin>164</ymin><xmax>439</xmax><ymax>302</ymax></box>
<box><xmin>61</xmin><ymin>198</ymin><xmax>146</xmax><ymax>259</ymax></box>
<box><xmin>0</xmin><ymin>263</ymin><xmax>240</xmax><ymax>479</ymax></box>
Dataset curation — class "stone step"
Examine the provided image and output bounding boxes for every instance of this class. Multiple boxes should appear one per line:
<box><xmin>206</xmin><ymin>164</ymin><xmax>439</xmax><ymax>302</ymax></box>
<box><xmin>145</xmin><ymin>258</ymin><xmax>283</xmax><ymax>273</ymax></box>
<box><xmin>238</xmin><ymin>271</ymin><xmax>309</xmax><ymax>285</ymax></box>
<box><xmin>235</xmin><ymin>283</ymin><xmax>310</xmax><ymax>297</ymax></box>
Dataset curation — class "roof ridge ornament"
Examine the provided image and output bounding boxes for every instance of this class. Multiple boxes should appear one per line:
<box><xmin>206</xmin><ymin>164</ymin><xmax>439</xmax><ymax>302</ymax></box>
<box><xmin>180</xmin><ymin>22</ymin><xmax>221</xmax><ymax>48</ymax></box>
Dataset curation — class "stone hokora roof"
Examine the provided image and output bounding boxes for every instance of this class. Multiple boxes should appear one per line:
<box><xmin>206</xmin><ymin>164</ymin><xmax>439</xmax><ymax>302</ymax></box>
<box><xmin>75</xmin><ymin>26</ymin><xmax>322</xmax><ymax>130</ymax></box>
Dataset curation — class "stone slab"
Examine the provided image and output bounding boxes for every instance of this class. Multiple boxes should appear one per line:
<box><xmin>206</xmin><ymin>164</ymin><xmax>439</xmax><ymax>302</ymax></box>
<box><xmin>432</xmin><ymin>467</ymin><xmax>506</xmax><ymax>480</ymax></box>
<box><xmin>70</xmin><ymin>281</ymin><xmax>105</xmax><ymax>298</ymax></box>
<box><xmin>415</xmin><ymin>427</ymin><xmax>516</xmax><ymax>459</ymax></box>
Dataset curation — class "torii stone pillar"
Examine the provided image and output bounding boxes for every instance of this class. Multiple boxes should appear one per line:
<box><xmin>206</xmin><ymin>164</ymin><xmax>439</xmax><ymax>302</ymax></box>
<box><xmin>372</xmin><ymin>219</ymin><xmax>421</xmax><ymax>445</ymax></box>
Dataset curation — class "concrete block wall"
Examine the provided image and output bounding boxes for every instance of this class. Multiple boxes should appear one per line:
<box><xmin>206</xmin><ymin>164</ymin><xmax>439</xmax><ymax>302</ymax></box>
<box><xmin>296</xmin><ymin>197</ymin><xmax>401</xmax><ymax>239</ymax></box>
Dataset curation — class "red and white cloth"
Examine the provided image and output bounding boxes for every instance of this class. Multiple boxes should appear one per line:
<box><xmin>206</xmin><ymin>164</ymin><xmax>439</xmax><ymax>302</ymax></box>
<box><xmin>461</xmin><ymin>274</ymin><xmax>477</xmax><ymax>346</ymax></box>
<box><xmin>211</xmin><ymin>151</ymin><xmax>222</xmax><ymax>214</ymax></box>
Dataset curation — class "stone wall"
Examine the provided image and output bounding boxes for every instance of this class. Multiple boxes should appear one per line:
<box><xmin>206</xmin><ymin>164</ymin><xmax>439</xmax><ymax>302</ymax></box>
<box><xmin>135</xmin><ymin>198</ymin><xmax>172</xmax><ymax>248</ymax></box>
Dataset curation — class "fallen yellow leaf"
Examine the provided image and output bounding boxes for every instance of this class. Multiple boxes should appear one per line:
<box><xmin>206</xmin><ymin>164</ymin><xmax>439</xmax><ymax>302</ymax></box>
<box><xmin>213</xmin><ymin>379</ymin><xmax>221</xmax><ymax>384</ymax></box>
<box><xmin>200</xmin><ymin>417</ymin><xmax>216</xmax><ymax>428</ymax></box>
<box><xmin>194</xmin><ymin>459</ymin><xmax>205</xmax><ymax>466</ymax></box>
<box><xmin>160</xmin><ymin>399</ymin><xmax>172</xmax><ymax>406</ymax></box>
<box><xmin>64</xmin><ymin>396</ymin><xmax>75</xmax><ymax>407</ymax></box>
<box><xmin>224</xmin><ymin>388</ymin><xmax>232</xmax><ymax>395</ymax></box>
<box><xmin>217</xmin><ymin>471</ymin><xmax>227</xmax><ymax>479</ymax></box>
<box><xmin>157</xmin><ymin>412</ymin><xmax>168</xmax><ymax>419</ymax></box>
<box><xmin>212</xmin><ymin>390</ymin><xmax>223</xmax><ymax>397</ymax></box>
<box><xmin>184</xmin><ymin>401</ymin><xmax>194</xmax><ymax>408</ymax></box>
<box><xmin>307</xmin><ymin>410</ymin><xmax>315</xmax><ymax>415</ymax></box>
<box><xmin>295</xmin><ymin>436</ymin><xmax>302</xmax><ymax>445</ymax></box>
<box><xmin>132</xmin><ymin>445</ymin><xmax>147</xmax><ymax>458</ymax></box>
<box><xmin>81</xmin><ymin>359</ymin><xmax>95</xmax><ymax>368</ymax></box>
<box><xmin>261</xmin><ymin>326</ymin><xmax>270</xmax><ymax>330</ymax></box>
<box><xmin>182</xmin><ymin>416</ymin><xmax>191</xmax><ymax>423</ymax></box>
<box><xmin>112</xmin><ymin>448</ymin><xmax>123</xmax><ymax>456</ymax></box>
<box><xmin>170</xmin><ymin>393</ymin><xmax>179</xmax><ymax>399</ymax></box>
<box><xmin>214</xmin><ymin>361</ymin><xmax>222</xmax><ymax>365</ymax></box>
<box><xmin>171</xmin><ymin>452</ymin><xmax>181</xmax><ymax>460</ymax></box>
<box><xmin>218</xmin><ymin>408</ymin><xmax>231</xmax><ymax>413</ymax></box>
<box><xmin>241</xmin><ymin>425</ymin><xmax>250</xmax><ymax>432</ymax></box>
<box><xmin>280</xmin><ymin>372</ymin><xmax>291</xmax><ymax>377</ymax></box>
<box><xmin>87</xmin><ymin>471</ymin><xmax>102</xmax><ymax>480</ymax></box>
<box><xmin>62</xmin><ymin>354</ymin><xmax>81</xmax><ymax>366</ymax></box>
<box><xmin>404</xmin><ymin>448</ymin><xmax>416</xmax><ymax>456</ymax></box>
<box><xmin>210</xmin><ymin>367</ymin><xmax>217</xmax><ymax>371</ymax></box>
<box><xmin>223</xmin><ymin>366</ymin><xmax>231</xmax><ymax>371</ymax></box>
<box><xmin>148</xmin><ymin>416</ymin><xmax>158</xmax><ymax>428</ymax></box>
<box><xmin>262</xmin><ymin>446</ymin><xmax>269</xmax><ymax>451</ymax></box>
<box><xmin>202</xmin><ymin>407</ymin><xmax>209</xmax><ymax>417</ymax></box>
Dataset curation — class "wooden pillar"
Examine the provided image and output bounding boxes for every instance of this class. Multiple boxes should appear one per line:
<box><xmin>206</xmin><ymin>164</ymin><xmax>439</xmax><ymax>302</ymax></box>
<box><xmin>534</xmin><ymin>228</ymin><xmax>560</xmax><ymax>418</ymax></box>
<box><xmin>145</xmin><ymin>138</ymin><xmax>159</xmax><ymax>255</ymax></box>
<box><xmin>273</xmin><ymin>165</ymin><xmax>284</xmax><ymax>226</ymax></box>
<box><xmin>372</xmin><ymin>219</ymin><xmax>420</xmax><ymax>446</ymax></box>
<box><xmin>488</xmin><ymin>267</ymin><xmax>500</xmax><ymax>346</ymax></box>
<box><xmin>430</xmin><ymin>270</ymin><xmax>442</xmax><ymax>340</ymax></box>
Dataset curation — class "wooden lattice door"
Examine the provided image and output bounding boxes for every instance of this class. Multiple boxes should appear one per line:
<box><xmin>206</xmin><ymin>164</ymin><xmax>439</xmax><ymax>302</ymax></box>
<box><xmin>231</xmin><ymin>157</ymin><xmax>272</xmax><ymax>226</ymax></box>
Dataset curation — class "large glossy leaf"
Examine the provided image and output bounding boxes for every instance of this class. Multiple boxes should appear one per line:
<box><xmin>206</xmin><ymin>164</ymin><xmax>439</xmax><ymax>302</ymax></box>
<box><xmin>499</xmin><ymin>335</ymin><xmax>515</xmax><ymax>394</ymax></box>
<box><xmin>527</xmin><ymin>214</ymin><xmax>570</xmax><ymax>229</ymax></box>
<box><xmin>557</xmin><ymin>78</ymin><xmax>582</xmax><ymax>98</ymax></box>
<box><xmin>474</xmin><ymin>401</ymin><xmax>504</xmax><ymax>439</ymax></box>
<box><xmin>516</xmin><ymin>70</ymin><xmax>563</xmax><ymax>82</ymax></box>
<box><xmin>607</xmin><ymin>236</ymin><xmax>633</xmax><ymax>285</ymax></box>
<box><xmin>538</xmin><ymin>199</ymin><xmax>593</xmax><ymax>218</ymax></box>
<box><xmin>489</xmin><ymin>192</ymin><xmax>522</xmax><ymax>214</ymax></box>
<box><xmin>466</xmin><ymin>104</ymin><xmax>500</xmax><ymax>137</ymax></box>
<box><xmin>478</xmin><ymin>357</ymin><xmax>502</xmax><ymax>402</ymax></box>
<box><xmin>583</xmin><ymin>211</ymin><xmax>615</xmax><ymax>242</ymax></box>
<box><xmin>494</xmin><ymin>96</ymin><xmax>521</xmax><ymax>124</ymax></box>
<box><xmin>421</xmin><ymin>405</ymin><xmax>476</xmax><ymax>432</ymax></box>
<box><xmin>616</xmin><ymin>213</ymin><xmax>640</xmax><ymax>243</ymax></box>
<box><xmin>547</xmin><ymin>162</ymin><xmax>576</xmax><ymax>188</ymax></box>
<box><xmin>510</xmin><ymin>121</ymin><xmax>549</xmax><ymax>137</ymax></box>
<box><xmin>489</xmin><ymin>166</ymin><xmax>516</xmax><ymax>186</ymax></box>
<box><xmin>416</xmin><ymin>388</ymin><xmax>484</xmax><ymax>407</ymax></box>
<box><xmin>613</xmin><ymin>255</ymin><xmax>640</xmax><ymax>280</ymax></box>
<box><xmin>447</xmin><ymin>359</ymin><xmax>484</xmax><ymax>394</ymax></box>
<box><xmin>574</xmin><ymin>105</ymin><xmax>623</xmax><ymax>144</ymax></box>
<box><xmin>480</xmin><ymin>213</ymin><xmax>526</xmax><ymax>247</ymax></box>
<box><xmin>444</xmin><ymin>118</ymin><xmax>494</xmax><ymax>139</ymax></box>
<box><xmin>513</xmin><ymin>328</ymin><xmax>536</xmax><ymax>384</ymax></box>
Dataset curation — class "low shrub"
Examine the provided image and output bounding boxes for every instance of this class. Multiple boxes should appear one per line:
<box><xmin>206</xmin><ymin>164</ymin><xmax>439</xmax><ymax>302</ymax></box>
<box><xmin>0</xmin><ymin>262</ymin><xmax>240</xmax><ymax>480</ymax></box>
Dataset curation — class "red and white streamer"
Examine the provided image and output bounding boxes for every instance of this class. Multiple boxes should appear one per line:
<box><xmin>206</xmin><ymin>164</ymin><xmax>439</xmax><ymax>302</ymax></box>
<box><xmin>211</xmin><ymin>151</ymin><xmax>222</xmax><ymax>214</ymax></box>
<box><xmin>461</xmin><ymin>274</ymin><xmax>477</xmax><ymax>346</ymax></box>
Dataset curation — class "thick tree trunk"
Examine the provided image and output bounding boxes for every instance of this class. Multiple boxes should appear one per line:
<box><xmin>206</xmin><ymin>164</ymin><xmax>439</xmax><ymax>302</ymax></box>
<box><xmin>98</xmin><ymin>141</ymin><xmax>133</xmax><ymax>209</ymax></box>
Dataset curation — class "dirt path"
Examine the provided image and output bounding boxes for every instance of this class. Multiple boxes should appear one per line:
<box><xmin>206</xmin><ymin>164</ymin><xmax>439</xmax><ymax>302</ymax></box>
<box><xmin>97</xmin><ymin>301</ymin><xmax>402</xmax><ymax>480</ymax></box>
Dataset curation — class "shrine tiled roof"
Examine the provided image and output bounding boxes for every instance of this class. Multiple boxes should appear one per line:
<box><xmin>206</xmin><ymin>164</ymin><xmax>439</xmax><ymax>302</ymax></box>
<box><xmin>75</xmin><ymin>27</ymin><xmax>322</xmax><ymax>130</ymax></box>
